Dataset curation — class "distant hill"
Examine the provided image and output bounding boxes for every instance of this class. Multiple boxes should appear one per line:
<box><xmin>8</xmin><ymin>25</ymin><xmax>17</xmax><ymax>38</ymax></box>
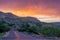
<box><xmin>0</xmin><ymin>11</ymin><xmax>19</xmax><ymax>18</ymax></box>
<box><xmin>0</xmin><ymin>11</ymin><xmax>60</xmax><ymax>27</ymax></box>
<box><xmin>0</xmin><ymin>11</ymin><xmax>42</xmax><ymax>27</ymax></box>
<box><xmin>49</xmin><ymin>22</ymin><xmax>60</xmax><ymax>27</ymax></box>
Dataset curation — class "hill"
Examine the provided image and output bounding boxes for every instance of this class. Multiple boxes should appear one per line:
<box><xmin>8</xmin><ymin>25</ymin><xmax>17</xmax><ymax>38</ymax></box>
<box><xmin>0</xmin><ymin>11</ymin><xmax>60</xmax><ymax>27</ymax></box>
<box><xmin>0</xmin><ymin>11</ymin><xmax>42</xmax><ymax>27</ymax></box>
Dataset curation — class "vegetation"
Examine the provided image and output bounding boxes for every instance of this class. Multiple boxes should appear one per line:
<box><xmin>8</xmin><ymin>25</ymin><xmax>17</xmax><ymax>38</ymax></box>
<box><xmin>0</xmin><ymin>11</ymin><xmax>60</xmax><ymax>38</ymax></box>
<box><xmin>0</xmin><ymin>21</ymin><xmax>10</xmax><ymax>33</ymax></box>
<box><xmin>18</xmin><ymin>22</ymin><xmax>60</xmax><ymax>37</ymax></box>
<box><xmin>17</xmin><ymin>23</ymin><xmax>41</xmax><ymax>35</ymax></box>
<box><xmin>40</xmin><ymin>26</ymin><xmax>60</xmax><ymax>37</ymax></box>
<box><xmin>0</xmin><ymin>33</ymin><xmax>6</xmax><ymax>37</ymax></box>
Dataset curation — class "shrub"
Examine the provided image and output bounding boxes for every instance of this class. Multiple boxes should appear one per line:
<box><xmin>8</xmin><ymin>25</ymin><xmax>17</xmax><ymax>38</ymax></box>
<box><xmin>26</xmin><ymin>26</ymin><xmax>40</xmax><ymax>34</ymax></box>
<box><xmin>17</xmin><ymin>28</ymin><xmax>26</xmax><ymax>32</ymax></box>
<box><xmin>0</xmin><ymin>21</ymin><xmax>10</xmax><ymax>33</ymax></box>
<box><xmin>18</xmin><ymin>24</ymin><xmax>41</xmax><ymax>34</ymax></box>
<box><xmin>41</xmin><ymin>26</ymin><xmax>60</xmax><ymax>37</ymax></box>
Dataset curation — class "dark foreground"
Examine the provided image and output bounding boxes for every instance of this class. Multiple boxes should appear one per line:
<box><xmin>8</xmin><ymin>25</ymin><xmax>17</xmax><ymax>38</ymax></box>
<box><xmin>0</xmin><ymin>28</ymin><xmax>60</xmax><ymax>40</ymax></box>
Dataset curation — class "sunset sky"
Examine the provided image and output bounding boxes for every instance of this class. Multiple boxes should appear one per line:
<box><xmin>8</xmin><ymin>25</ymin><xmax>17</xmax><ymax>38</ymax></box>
<box><xmin>0</xmin><ymin>0</ymin><xmax>60</xmax><ymax>22</ymax></box>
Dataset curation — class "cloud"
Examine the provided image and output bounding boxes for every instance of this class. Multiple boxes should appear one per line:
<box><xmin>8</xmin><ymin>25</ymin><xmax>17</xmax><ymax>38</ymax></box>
<box><xmin>33</xmin><ymin>15</ymin><xmax>60</xmax><ymax>22</ymax></box>
<box><xmin>0</xmin><ymin>0</ymin><xmax>60</xmax><ymax>17</ymax></box>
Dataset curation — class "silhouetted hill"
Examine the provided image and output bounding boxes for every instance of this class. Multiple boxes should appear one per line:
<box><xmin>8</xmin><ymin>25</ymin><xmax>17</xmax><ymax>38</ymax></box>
<box><xmin>0</xmin><ymin>11</ymin><xmax>20</xmax><ymax>26</ymax></box>
<box><xmin>0</xmin><ymin>11</ymin><xmax>60</xmax><ymax>27</ymax></box>
<box><xmin>0</xmin><ymin>11</ymin><xmax>19</xmax><ymax>18</ymax></box>
<box><xmin>49</xmin><ymin>22</ymin><xmax>60</xmax><ymax>27</ymax></box>
<box><xmin>20</xmin><ymin>17</ymin><xmax>42</xmax><ymax>26</ymax></box>
<box><xmin>0</xmin><ymin>11</ymin><xmax>42</xmax><ymax>27</ymax></box>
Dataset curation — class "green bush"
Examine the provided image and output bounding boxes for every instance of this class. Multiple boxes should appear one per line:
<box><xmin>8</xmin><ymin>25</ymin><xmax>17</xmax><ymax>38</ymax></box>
<box><xmin>26</xmin><ymin>26</ymin><xmax>40</xmax><ymax>34</ymax></box>
<box><xmin>0</xmin><ymin>21</ymin><xmax>10</xmax><ymax>33</ymax></box>
<box><xmin>18</xmin><ymin>23</ymin><xmax>40</xmax><ymax>34</ymax></box>
<box><xmin>17</xmin><ymin>28</ymin><xmax>26</xmax><ymax>32</ymax></box>
<box><xmin>41</xmin><ymin>26</ymin><xmax>60</xmax><ymax>37</ymax></box>
<box><xmin>18</xmin><ymin>26</ymin><xmax>40</xmax><ymax>34</ymax></box>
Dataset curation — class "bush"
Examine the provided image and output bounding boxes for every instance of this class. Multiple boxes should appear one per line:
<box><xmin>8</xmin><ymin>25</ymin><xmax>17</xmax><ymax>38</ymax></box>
<box><xmin>18</xmin><ymin>23</ymin><xmax>40</xmax><ymax>34</ymax></box>
<box><xmin>41</xmin><ymin>26</ymin><xmax>60</xmax><ymax>37</ymax></box>
<box><xmin>18</xmin><ymin>27</ymin><xmax>40</xmax><ymax>34</ymax></box>
<box><xmin>17</xmin><ymin>28</ymin><xmax>26</xmax><ymax>32</ymax></box>
<box><xmin>0</xmin><ymin>21</ymin><xmax>10</xmax><ymax>33</ymax></box>
<box><xmin>26</xmin><ymin>26</ymin><xmax>40</xmax><ymax>34</ymax></box>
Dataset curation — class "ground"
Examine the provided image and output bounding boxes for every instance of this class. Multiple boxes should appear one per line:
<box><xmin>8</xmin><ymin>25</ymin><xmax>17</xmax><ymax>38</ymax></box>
<box><xmin>0</xmin><ymin>27</ymin><xmax>60</xmax><ymax>40</ymax></box>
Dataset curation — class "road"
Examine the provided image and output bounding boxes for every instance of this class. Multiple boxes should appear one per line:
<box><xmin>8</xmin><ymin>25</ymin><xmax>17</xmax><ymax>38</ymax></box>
<box><xmin>0</xmin><ymin>31</ymin><xmax>40</xmax><ymax>40</ymax></box>
<box><xmin>0</xmin><ymin>28</ymin><xmax>40</xmax><ymax>40</ymax></box>
<box><xmin>0</xmin><ymin>28</ymin><xmax>59</xmax><ymax>40</ymax></box>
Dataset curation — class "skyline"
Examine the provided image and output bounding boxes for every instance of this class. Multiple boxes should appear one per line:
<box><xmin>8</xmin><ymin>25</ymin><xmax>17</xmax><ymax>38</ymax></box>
<box><xmin>0</xmin><ymin>0</ymin><xmax>60</xmax><ymax>22</ymax></box>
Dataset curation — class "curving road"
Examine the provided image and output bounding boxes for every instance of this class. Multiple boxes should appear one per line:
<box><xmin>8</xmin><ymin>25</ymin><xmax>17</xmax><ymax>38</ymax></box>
<box><xmin>0</xmin><ymin>28</ymin><xmax>59</xmax><ymax>40</ymax></box>
<box><xmin>0</xmin><ymin>28</ymin><xmax>40</xmax><ymax>40</ymax></box>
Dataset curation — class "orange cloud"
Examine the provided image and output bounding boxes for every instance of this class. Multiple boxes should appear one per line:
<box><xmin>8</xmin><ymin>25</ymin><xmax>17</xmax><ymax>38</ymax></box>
<box><xmin>0</xmin><ymin>0</ymin><xmax>60</xmax><ymax>18</ymax></box>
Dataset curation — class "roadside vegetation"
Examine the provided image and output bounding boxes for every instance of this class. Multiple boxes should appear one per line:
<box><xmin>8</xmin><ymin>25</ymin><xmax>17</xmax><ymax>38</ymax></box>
<box><xmin>41</xmin><ymin>26</ymin><xmax>60</xmax><ymax>37</ymax></box>
<box><xmin>17</xmin><ymin>22</ymin><xmax>60</xmax><ymax>37</ymax></box>
<box><xmin>0</xmin><ymin>21</ymin><xmax>10</xmax><ymax>37</ymax></box>
<box><xmin>17</xmin><ymin>23</ymin><xmax>41</xmax><ymax>35</ymax></box>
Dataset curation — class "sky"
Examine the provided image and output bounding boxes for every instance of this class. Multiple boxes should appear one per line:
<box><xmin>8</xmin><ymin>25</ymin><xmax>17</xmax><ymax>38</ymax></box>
<box><xmin>0</xmin><ymin>0</ymin><xmax>60</xmax><ymax>22</ymax></box>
